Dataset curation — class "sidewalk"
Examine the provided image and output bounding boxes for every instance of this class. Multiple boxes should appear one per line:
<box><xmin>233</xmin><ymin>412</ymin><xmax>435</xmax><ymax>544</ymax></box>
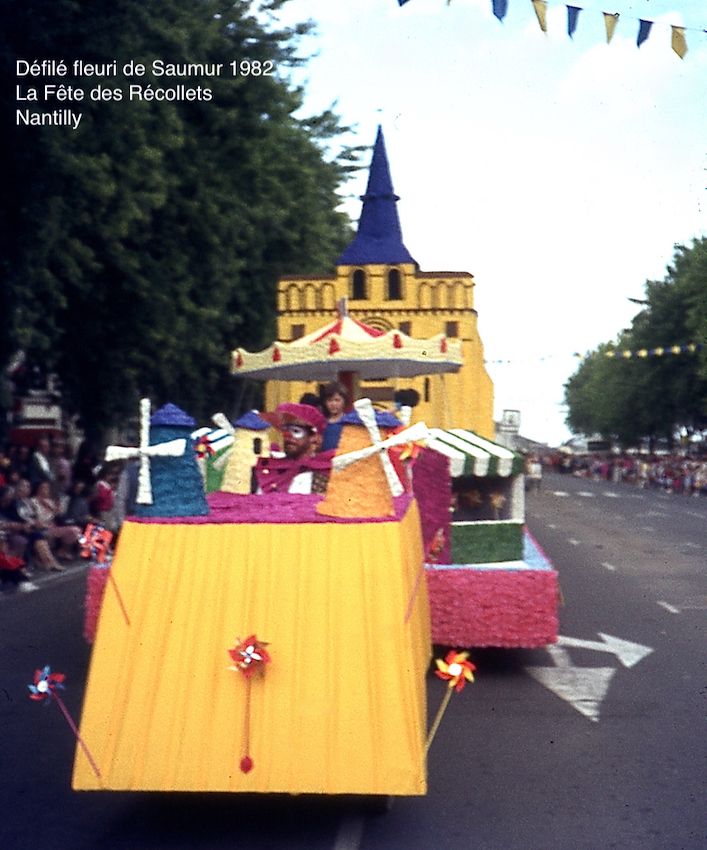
<box><xmin>0</xmin><ymin>558</ymin><xmax>88</xmax><ymax>596</ymax></box>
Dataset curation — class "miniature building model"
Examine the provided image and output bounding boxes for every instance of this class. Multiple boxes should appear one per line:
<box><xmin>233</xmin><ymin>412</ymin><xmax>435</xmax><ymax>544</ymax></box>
<box><xmin>266</xmin><ymin>127</ymin><xmax>494</xmax><ymax>438</ymax></box>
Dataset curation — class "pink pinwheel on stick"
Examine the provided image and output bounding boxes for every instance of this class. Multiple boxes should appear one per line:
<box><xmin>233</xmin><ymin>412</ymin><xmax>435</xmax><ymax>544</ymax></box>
<box><xmin>28</xmin><ymin>666</ymin><xmax>102</xmax><ymax>781</ymax></box>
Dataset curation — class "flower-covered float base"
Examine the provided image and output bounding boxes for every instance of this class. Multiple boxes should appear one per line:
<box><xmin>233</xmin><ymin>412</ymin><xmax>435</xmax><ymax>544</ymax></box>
<box><xmin>425</xmin><ymin>532</ymin><xmax>559</xmax><ymax>648</ymax></box>
<box><xmin>413</xmin><ymin>445</ymin><xmax>558</xmax><ymax>649</ymax></box>
<box><xmin>73</xmin><ymin>492</ymin><xmax>430</xmax><ymax>795</ymax></box>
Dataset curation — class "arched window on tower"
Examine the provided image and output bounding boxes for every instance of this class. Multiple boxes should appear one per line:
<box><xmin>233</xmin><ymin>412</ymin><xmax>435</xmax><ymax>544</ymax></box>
<box><xmin>387</xmin><ymin>268</ymin><xmax>403</xmax><ymax>300</ymax></box>
<box><xmin>351</xmin><ymin>269</ymin><xmax>367</xmax><ymax>300</ymax></box>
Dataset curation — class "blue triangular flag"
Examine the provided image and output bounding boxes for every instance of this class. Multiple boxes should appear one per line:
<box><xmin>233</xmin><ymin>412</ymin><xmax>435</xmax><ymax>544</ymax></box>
<box><xmin>567</xmin><ymin>6</ymin><xmax>581</xmax><ymax>38</ymax></box>
<box><xmin>492</xmin><ymin>0</ymin><xmax>509</xmax><ymax>21</ymax></box>
<box><xmin>637</xmin><ymin>19</ymin><xmax>653</xmax><ymax>47</ymax></box>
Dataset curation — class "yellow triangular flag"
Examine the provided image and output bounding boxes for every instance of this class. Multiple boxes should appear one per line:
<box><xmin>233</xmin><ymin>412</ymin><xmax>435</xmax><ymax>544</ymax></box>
<box><xmin>532</xmin><ymin>0</ymin><xmax>548</xmax><ymax>33</ymax></box>
<box><xmin>603</xmin><ymin>11</ymin><xmax>619</xmax><ymax>44</ymax></box>
<box><xmin>671</xmin><ymin>26</ymin><xmax>688</xmax><ymax>59</ymax></box>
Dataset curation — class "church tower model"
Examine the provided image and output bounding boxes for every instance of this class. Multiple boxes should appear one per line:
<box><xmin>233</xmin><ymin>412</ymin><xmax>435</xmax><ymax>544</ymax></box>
<box><xmin>266</xmin><ymin>127</ymin><xmax>494</xmax><ymax>438</ymax></box>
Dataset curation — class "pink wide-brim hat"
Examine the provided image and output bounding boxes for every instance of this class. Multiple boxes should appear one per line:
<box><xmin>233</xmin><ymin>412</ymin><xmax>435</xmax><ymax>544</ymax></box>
<box><xmin>262</xmin><ymin>403</ymin><xmax>327</xmax><ymax>436</ymax></box>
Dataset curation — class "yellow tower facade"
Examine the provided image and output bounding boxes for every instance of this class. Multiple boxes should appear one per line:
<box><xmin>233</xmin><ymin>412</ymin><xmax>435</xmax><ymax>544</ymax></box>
<box><xmin>265</xmin><ymin>129</ymin><xmax>494</xmax><ymax>439</ymax></box>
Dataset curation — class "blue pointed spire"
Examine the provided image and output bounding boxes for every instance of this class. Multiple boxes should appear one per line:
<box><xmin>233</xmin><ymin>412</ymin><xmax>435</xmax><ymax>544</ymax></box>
<box><xmin>337</xmin><ymin>126</ymin><xmax>416</xmax><ymax>266</ymax></box>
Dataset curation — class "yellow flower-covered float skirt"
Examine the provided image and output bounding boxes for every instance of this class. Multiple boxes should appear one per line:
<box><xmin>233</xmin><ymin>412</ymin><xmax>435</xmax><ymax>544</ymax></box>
<box><xmin>73</xmin><ymin>493</ymin><xmax>430</xmax><ymax>795</ymax></box>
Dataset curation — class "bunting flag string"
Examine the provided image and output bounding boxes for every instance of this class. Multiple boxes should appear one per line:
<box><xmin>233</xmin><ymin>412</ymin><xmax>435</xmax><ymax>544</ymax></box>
<box><xmin>397</xmin><ymin>0</ymin><xmax>707</xmax><ymax>60</ymax></box>
<box><xmin>485</xmin><ymin>341</ymin><xmax>704</xmax><ymax>365</ymax></box>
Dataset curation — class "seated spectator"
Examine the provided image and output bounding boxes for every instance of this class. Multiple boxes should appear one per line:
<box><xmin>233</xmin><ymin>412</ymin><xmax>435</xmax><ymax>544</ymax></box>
<box><xmin>1</xmin><ymin>481</ymin><xmax>64</xmax><ymax>572</ymax></box>
<box><xmin>255</xmin><ymin>403</ymin><xmax>333</xmax><ymax>494</ymax></box>
<box><xmin>0</xmin><ymin>530</ymin><xmax>33</xmax><ymax>588</ymax></box>
<box><xmin>30</xmin><ymin>480</ymin><xmax>82</xmax><ymax>561</ymax></box>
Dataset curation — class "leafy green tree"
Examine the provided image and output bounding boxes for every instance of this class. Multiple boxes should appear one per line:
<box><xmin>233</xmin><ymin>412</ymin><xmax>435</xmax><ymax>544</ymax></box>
<box><xmin>1</xmin><ymin>0</ymin><xmax>360</xmax><ymax>441</ymax></box>
<box><xmin>564</xmin><ymin>238</ymin><xmax>707</xmax><ymax>447</ymax></box>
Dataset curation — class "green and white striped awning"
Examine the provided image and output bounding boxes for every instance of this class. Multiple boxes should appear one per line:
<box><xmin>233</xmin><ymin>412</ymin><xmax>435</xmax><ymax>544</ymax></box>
<box><xmin>427</xmin><ymin>428</ymin><xmax>524</xmax><ymax>477</ymax></box>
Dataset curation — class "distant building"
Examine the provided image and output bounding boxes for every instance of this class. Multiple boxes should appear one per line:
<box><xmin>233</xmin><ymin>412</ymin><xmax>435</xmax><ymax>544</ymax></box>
<box><xmin>265</xmin><ymin>127</ymin><xmax>494</xmax><ymax>439</ymax></box>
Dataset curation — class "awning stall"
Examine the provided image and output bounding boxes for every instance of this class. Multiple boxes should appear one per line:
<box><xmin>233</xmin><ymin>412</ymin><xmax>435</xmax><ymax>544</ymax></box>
<box><xmin>426</xmin><ymin>428</ymin><xmax>524</xmax><ymax>478</ymax></box>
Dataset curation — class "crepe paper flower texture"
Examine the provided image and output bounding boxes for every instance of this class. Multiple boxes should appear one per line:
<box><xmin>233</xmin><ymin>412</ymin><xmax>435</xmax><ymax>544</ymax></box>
<box><xmin>28</xmin><ymin>665</ymin><xmax>65</xmax><ymax>702</ymax></box>
<box><xmin>435</xmin><ymin>650</ymin><xmax>476</xmax><ymax>693</ymax></box>
<box><xmin>79</xmin><ymin>523</ymin><xmax>113</xmax><ymax>564</ymax></box>
<box><xmin>228</xmin><ymin>635</ymin><xmax>271</xmax><ymax>678</ymax></box>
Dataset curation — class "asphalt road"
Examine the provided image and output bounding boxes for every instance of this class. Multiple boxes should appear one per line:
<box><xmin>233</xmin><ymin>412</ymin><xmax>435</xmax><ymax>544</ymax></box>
<box><xmin>1</xmin><ymin>474</ymin><xmax>704</xmax><ymax>849</ymax></box>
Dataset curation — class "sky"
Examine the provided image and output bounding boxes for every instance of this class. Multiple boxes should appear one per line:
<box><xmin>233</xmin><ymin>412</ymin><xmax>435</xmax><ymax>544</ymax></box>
<box><xmin>270</xmin><ymin>0</ymin><xmax>707</xmax><ymax>446</ymax></box>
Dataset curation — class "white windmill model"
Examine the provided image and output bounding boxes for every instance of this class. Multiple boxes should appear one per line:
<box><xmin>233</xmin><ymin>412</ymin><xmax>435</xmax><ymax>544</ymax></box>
<box><xmin>105</xmin><ymin>398</ymin><xmax>187</xmax><ymax>505</ymax></box>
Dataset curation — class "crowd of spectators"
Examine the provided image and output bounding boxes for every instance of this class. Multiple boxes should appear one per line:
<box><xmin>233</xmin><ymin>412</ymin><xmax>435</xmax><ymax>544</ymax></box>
<box><xmin>544</xmin><ymin>452</ymin><xmax>707</xmax><ymax>496</ymax></box>
<box><xmin>0</xmin><ymin>432</ymin><xmax>131</xmax><ymax>591</ymax></box>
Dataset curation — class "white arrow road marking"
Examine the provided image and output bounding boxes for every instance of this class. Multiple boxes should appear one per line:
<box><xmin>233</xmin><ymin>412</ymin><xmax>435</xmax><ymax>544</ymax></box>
<box><xmin>526</xmin><ymin>633</ymin><xmax>654</xmax><ymax>722</ymax></box>
<box><xmin>526</xmin><ymin>665</ymin><xmax>616</xmax><ymax>723</ymax></box>
<box><xmin>657</xmin><ymin>601</ymin><xmax>680</xmax><ymax>614</ymax></box>
<box><xmin>556</xmin><ymin>633</ymin><xmax>653</xmax><ymax>668</ymax></box>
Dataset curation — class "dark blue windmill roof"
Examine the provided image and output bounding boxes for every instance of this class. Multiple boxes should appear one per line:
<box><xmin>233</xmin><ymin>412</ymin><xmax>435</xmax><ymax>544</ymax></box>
<box><xmin>235</xmin><ymin>410</ymin><xmax>270</xmax><ymax>431</ymax></box>
<box><xmin>150</xmin><ymin>403</ymin><xmax>196</xmax><ymax>427</ymax></box>
<box><xmin>336</xmin><ymin>126</ymin><xmax>416</xmax><ymax>266</ymax></box>
<box><xmin>341</xmin><ymin>410</ymin><xmax>402</xmax><ymax>429</ymax></box>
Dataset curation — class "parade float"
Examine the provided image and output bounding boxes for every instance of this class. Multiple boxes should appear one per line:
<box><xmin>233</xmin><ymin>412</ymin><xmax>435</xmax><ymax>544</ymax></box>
<box><xmin>72</xmin><ymin>125</ymin><xmax>557</xmax><ymax>797</ymax></box>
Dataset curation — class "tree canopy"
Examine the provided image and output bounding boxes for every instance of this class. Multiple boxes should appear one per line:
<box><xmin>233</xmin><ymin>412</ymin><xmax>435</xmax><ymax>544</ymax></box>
<box><xmin>564</xmin><ymin>237</ymin><xmax>707</xmax><ymax>448</ymax></box>
<box><xmin>1</xmin><ymin>0</ymin><xmax>361</xmax><ymax>440</ymax></box>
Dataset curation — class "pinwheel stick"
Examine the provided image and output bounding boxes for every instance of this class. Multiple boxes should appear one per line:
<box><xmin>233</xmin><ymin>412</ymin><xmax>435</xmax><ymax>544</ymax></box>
<box><xmin>108</xmin><ymin>572</ymin><xmax>131</xmax><ymax>626</ymax></box>
<box><xmin>54</xmin><ymin>693</ymin><xmax>102</xmax><ymax>781</ymax></box>
<box><xmin>425</xmin><ymin>687</ymin><xmax>453</xmax><ymax>755</ymax></box>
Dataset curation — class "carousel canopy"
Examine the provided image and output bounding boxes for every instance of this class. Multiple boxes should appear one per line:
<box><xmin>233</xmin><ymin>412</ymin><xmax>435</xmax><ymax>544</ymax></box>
<box><xmin>427</xmin><ymin>428</ymin><xmax>524</xmax><ymax>478</ymax></box>
<box><xmin>231</xmin><ymin>312</ymin><xmax>463</xmax><ymax>381</ymax></box>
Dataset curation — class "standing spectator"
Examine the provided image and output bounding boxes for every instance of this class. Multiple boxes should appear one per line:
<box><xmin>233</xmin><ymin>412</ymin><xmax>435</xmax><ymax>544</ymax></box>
<box><xmin>63</xmin><ymin>479</ymin><xmax>93</xmax><ymax>529</ymax></box>
<box><xmin>320</xmin><ymin>381</ymin><xmax>349</xmax><ymax>452</ymax></box>
<box><xmin>49</xmin><ymin>436</ymin><xmax>72</xmax><ymax>500</ymax></box>
<box><xmin>90</xmin><ymin>464</ymin><xmax>121</xmax><ymax>531</ymax></box>
<box><xmin>8</xmin><ymin>444</ymin><xmax>31</xmax><ymax>483</ymax></box>
<box><xmin>525</xmin><ymin>455</ymin><xmax>543</xmax><ymax>493</ymax></box>
<box><xmin>72</xmin><ymin>440</ymin><xmax>99</xmax><ymax>488</ymax></box>
<box><xmin>28</xmin><ymin>435</ymin><xmax>54</xmax><ymax>489</ymax></box>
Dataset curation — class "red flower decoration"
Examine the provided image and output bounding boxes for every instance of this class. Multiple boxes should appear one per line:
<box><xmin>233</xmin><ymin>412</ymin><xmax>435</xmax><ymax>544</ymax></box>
<box><xmin>440</xmin><ymin>337</ymin><xmax>448</xmax><ymax>353</ymax></box>
<box><xmin>435</xmin><ymin>650</ymin><xmax>476</xmax><ymax>692</ymax></box>
<box><xmin>393</xmin><ymin>333</ymin><xmax>402</xmax><ymax>349</ymax></box>
<box><xmin>194</xmin><ymin>435</ymin><xmax>215</xmax><ymax>458</ymax></box>
<box><xmin>328</xmin><ymin>337</ymin><xmax>340</xmax><ymax>355</ymax></box>
<box><xmin>272</xmin><ymin>346</ymin><xmax>281</xmax><ymax>362</ymax></box>
<box><xmin>235</xmin><ymin>352</ymin><xmax>244</xmax><ymax>368</ymax></box>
